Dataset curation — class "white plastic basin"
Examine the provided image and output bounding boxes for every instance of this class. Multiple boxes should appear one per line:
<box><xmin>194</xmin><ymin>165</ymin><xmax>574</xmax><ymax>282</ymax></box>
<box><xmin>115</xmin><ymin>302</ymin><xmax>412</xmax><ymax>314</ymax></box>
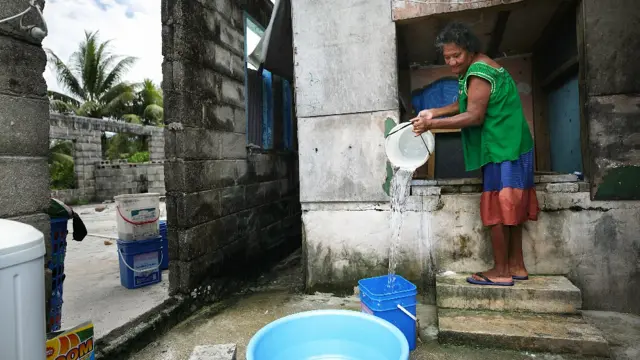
<box><xmin>385</xmin><ymin>122</ymin><xmax>435</xmax><ymax>170</ymax></box>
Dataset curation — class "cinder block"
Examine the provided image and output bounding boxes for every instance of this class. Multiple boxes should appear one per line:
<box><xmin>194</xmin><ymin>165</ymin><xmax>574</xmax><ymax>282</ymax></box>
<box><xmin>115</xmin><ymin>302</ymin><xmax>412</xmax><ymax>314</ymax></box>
<box><xmin>0</xmin><ymin>35</ymin><xmax>47</xmax><ymax>96</ymax></box>
<box><xmin>172</xmin><ymin>189</ymin><xmax>221</xmax><ymax>228</ymax></box>
<box><xmin>178</xmin><ymin>214</ymin><xmax>238</xmax><ymax>261</ymax></box>
<box><xmin>165</xmin><ymin>159</ymin><xmax>238</xmax><ymax>192</ymax></box>
<box><xmin>219</xmin><ymin>132</ymin><xmax>246</xmax><ymax>159</ymax></box>
<box><xmin>174</xmin><ymin>128</ymin><xmax>222</xmax><ymax>160</ymax></box>
<box><xmin>220</xmin><ymin>75</ymin><xmax>244</xmax><ymax>108</ymax></box>
<box><xmin>0</xmin><ymin>156</ymin><xmax>49</xmax><ymax>217</ymax></box>
<box><xmin>220</xmin><ymin>186</ymin><xmax>245</xmax><ymax>216</ymax></box>
<box><xmin>0</xmin><ymin>94</ymin><xmax>49</xmax><ymax>157</ymax></box>
<box><xmin>203</xmin><ymin>41</ymin><xmax>244</xmax><ymax>82</ymax></box>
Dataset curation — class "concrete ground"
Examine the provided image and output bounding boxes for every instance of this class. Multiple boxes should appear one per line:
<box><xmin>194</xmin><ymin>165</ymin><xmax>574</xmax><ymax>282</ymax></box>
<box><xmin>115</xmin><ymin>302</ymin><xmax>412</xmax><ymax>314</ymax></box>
<box><xmin>61</xmin><ymin>202</ymin><xmax>169</xmax><ymax>338</ymax></box>
<box><xmin>130</xmin><ymin>253</ymin><xmax>640</xmax><ymax>360</ymax></box>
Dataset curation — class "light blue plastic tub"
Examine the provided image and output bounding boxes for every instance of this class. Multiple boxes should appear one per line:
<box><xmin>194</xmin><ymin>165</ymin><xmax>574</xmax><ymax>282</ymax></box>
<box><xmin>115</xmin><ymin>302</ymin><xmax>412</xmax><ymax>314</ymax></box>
<box><xmin>246</xmin><ymin>309</ymin><xmax>409</xmax><ymax>360</ymax></box>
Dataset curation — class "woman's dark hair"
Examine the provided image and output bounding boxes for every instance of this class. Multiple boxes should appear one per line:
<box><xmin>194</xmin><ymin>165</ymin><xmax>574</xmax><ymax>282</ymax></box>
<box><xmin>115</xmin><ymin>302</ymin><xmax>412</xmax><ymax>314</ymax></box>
<box><xmin>435</xmin><ymin>22</ymin><xmax>483</xmax><ymax>53</ymax></box>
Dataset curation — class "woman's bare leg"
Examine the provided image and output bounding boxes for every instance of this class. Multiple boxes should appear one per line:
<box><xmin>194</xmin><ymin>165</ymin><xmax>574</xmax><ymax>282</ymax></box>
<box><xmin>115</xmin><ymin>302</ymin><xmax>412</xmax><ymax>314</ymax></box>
<box><xmin>472</xmin><ymin>224</ymin><xmax>512</xmax><ymax>283</ymax></box>
<box><xmin>508</xmin><ymin>225</ymin><xmax>528</xmax><ymax>278</ymax></box>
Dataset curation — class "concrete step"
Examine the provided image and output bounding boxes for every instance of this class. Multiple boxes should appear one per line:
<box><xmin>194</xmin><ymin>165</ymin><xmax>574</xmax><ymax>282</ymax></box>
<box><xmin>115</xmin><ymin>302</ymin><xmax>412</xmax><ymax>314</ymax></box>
<box><xmin>438</xmin><ymin>309</ymin><xmax>610</xmax><ymax>357</ymax></box>
<box><xmin>436</xmin><ymin>274</ymin><xmax>582</xmax><ymax>314</ymax></box>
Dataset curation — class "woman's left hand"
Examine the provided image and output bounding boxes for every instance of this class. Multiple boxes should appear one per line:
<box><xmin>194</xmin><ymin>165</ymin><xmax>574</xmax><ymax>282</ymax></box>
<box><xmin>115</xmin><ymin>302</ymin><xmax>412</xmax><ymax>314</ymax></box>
<box><xmin>411</xmin><ymin>116</ymin><xmax>434</xmax><ymax>136</ymax></box>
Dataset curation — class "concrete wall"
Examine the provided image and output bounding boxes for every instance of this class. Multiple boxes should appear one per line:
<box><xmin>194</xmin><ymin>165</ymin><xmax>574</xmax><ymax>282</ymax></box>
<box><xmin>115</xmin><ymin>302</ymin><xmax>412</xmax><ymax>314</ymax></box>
<box><xmin>0</xmin><ymin>0</ymin><xmax>53</xmax><ymax>328</ymax></box>
<box><xmin>580</xmin><ymin>0</ymin><xmax>640</xmax><ymax>200</ymax></box>
<box><xmin>49</xmin><ymin>114</ymin><xmax>165</xmax><ymax>202</ymax></box>
<box><xmin>95</xmin><ymin>160</ymin><xmax>165</xmax><ymax>201</ymax></box>
<box><xmin>162</xmin><ymin>0</ymin><xmax>300</xmax><ymax>294</ymax></box>
<box><xmin>292</xmin><ymin>0</ymin><xmax>399</xmax><ymax>202</ymax></box>
<box><xmin>392</xmin><ymin>0</ymin><xmax>525</xmax><ymax>21</ymax></box>
<box><xmin>304</xmin><ymin>177</ymin><xmax>640</xmax><ymax>313</ymax></box>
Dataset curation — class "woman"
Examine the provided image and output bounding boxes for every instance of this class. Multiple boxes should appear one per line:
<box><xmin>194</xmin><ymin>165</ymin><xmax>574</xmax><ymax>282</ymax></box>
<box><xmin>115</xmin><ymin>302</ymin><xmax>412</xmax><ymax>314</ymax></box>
<box><xmin>412</xmin><ymin>22</ymin><xmax>539</xmax><ymax>286</ymax></box>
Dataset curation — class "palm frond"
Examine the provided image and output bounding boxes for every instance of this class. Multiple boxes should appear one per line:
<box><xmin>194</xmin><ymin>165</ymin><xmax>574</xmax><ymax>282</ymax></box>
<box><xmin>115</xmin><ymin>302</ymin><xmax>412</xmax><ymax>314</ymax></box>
<box><xmin>49</xmin><ymin>152</ymin><xmax>74</xmax><ymax>165</ymax></box>
<box><xmin>49</xmin><ymin>99</ymin><xmax>77</xmax><ymax>114</ymax></box>
<box><xmin>46</xmin><ymin>49</ymin><xmax>85</xmax><ymax>101</ymax></box>
<box><xmin>76</xmin><ymin>100</ymin><xmax>103</xmax><ymax>118</ymax></box>
<box><xmin>100</xmin><ymin>56</ymin><xmax>137</xmax><ymax>94</ymax></box>
<box><xmin>48</xmin><ymin>90</ymin><xmax>81</xmax><ymax>107</ymax></box>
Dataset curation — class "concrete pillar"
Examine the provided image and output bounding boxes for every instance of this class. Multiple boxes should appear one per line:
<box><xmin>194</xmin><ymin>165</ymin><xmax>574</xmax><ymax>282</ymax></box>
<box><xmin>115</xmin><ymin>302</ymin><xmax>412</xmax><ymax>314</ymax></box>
<box><xmin>580</xmin><ymin>0</ymin><xmax>640</xmax><ymax>200</ymax></box>
<box><xmin>291</xmin><ymin>0</ymin><xmax>401</xmax><ymax>291</ymax></box>
<box><xmin>0</xmin><ymin>0</ymin><xmax>52</xmax><ymax>327</ymax></box>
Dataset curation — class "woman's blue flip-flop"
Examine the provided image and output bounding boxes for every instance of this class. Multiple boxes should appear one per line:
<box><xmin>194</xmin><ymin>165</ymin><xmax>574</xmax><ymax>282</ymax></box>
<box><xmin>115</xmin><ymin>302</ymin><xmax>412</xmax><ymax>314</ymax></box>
<box><xmin>512</xmin><ymin>275</ymin><xmax>529</xmax><ymax>280</ymax></box>
<box><xmin>466</xmin><ymin>272</ymin><xmax>514</xmax><ymax>286</ymax></box>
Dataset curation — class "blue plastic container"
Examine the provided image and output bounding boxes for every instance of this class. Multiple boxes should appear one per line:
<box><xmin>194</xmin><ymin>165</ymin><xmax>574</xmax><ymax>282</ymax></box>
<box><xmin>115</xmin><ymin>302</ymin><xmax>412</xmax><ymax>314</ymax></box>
<box><xmin>358</xmin><ymin>275</ymin><xmax>418</xmax><ymax>351</ymax></box>
<box><xmin>247</xmin><ymin>309</ymin><xmax>409</xmax><ymax>360</ymax></box>
<box><xmin>117</xmin><ymin>237</ymin><xmax>163</xmax><ymax>289</ymax></box>
<box><xmin>159</xmin><ymin>220</ymin><xmax>169</xmax><ymax>270</ymax></box>
<box><xmin>48</xmin><ymin>217</ymin><xmax>69</xmax><ymax>331</ymax></box>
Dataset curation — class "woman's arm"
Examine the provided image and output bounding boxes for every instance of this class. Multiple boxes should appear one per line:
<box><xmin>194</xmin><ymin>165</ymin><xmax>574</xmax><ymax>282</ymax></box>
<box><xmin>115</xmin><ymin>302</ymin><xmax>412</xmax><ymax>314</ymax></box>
<box><xmin>412</xmin><ymin>77</ymin><xmax>491</xmax><ymax>133</ymax></box>
<box><xmin>428</xmin><ymin>101</ymin><xmax>460</xmax><ymax>118</ymax></box>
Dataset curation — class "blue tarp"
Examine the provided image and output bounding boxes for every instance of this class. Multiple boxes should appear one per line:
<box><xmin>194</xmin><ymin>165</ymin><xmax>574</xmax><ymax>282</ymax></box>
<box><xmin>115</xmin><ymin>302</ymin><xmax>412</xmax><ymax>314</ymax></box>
<box><xmin>411</xmin><ymin>78</ymin><xmax>459</xmax><ymax>113</ymax></box>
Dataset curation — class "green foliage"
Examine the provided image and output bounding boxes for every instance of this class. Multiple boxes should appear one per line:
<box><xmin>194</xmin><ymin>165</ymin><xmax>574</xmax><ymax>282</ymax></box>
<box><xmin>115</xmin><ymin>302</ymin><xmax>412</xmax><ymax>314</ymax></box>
<box><xmin>128</xmin><ymin>151</ymin><xmax>150</xmax><ymax>163</ymax></box>
<box><xmin>104</xmin><ymin>133</ymin><xmax>147</xmax><ymax>161</ymax></box>
<box><xmin>47</xmin><ymin>31</ymin><xmax>137</xmax><ymax>118</ymax></box>
<box><xmin>49</xmin><ymin>140</ymin><xmax>76</xmax><ymax>190</ymax></box>
<box><xmin>47</xmin><ymin>31</ymin><xmax>164</xmax><ymax>125</ymax></box>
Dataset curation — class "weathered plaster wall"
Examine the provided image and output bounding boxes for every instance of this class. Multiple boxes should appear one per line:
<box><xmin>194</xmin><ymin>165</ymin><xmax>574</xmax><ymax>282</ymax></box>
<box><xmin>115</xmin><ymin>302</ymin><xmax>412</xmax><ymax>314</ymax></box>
<box><xmin>581</xmin><ymin>0</ymin><xmax>640</xmax><ymax>200</ymax></box>
<box><xmin>49</xmin><ymin>114</ymin><xmax>165</xmax><ymax>202</ymax></box>
<box><xmin>162</xmin><ymin>0</ymin><xmax>300</xmax><ymax>294</ymax></box>
<box><xmin>0</xmin><ymin>0</ymin><xmax>52</xmax><ymax>328</ymax></box>
<box><xmin>392</xmin><ymin>0</ymin><xmax>525</xmax><ymax>21</ymax></box>
<box><xmin>293</xmin><ymin>0</ymin><xmax>399</xmax><ymax>202</ymax></box>
<box><xmin>304</xmin><ymin>180</ymin><xmax>640</xmax><ymax>313</ymax></box>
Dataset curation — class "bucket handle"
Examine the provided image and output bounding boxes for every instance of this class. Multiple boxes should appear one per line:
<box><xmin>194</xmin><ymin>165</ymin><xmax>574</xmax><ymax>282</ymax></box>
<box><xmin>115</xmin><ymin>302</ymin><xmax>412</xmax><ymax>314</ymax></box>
<box><xmin>117</xmin><ymin>206</ymin><xmax>160</xmax><ymax>226</ymax></box>
<box><xmin>118</xmin><ymin>247</ymin><xmax>163</xmax><ymax>273</ymax></box>
<box><xmin>397</xmin><ymin>304</ymin><xmax>417</xmax><ymax>322</ymax></box>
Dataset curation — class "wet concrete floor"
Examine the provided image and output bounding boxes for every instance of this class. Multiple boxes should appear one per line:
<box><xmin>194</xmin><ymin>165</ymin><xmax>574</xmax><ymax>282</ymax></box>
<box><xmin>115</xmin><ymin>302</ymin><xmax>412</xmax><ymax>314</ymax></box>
<box><xmin>130</xmin><ymin>254</ymin><xmax>640</xmax><ymax>360</ymax></box>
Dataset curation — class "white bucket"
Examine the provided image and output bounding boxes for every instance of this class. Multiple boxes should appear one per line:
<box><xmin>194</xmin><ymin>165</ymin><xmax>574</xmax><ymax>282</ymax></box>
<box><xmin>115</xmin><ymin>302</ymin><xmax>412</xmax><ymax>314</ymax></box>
<box><xmin>115</xmin><ymin>193</ymin><xmax>161</xmax><ymax>241</ymax></box>
<box><xmin>385</xmin><ymin>122</ymin><xmax>435</xmax><ymax>169</ymax></box>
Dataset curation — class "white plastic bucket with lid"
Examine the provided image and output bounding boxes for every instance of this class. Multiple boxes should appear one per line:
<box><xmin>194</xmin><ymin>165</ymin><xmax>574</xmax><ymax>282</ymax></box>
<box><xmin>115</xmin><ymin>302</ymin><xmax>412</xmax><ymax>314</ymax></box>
<box><xmin>0</xmin><ymin>219</ymin><xmax>46</xmax><ymax>360</ymax></box>
<box><xmin>385</xmin><ymin>122</ymin><xmax>435</xmax><ymax>170</ymax></box>
<box><xmin>115</xmin><ymin>193</ymin><xmax>161</xmax><ymax>241</ymax></box>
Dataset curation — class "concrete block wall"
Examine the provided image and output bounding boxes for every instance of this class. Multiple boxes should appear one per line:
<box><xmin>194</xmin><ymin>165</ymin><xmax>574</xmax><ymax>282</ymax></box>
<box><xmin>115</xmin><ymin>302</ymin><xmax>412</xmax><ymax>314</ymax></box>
<box><xmin>580</xmin><ymin>0</ymin><xmax>640</xmax><ymax>200</ymax></box>
<box><xmin>162</xmin><ymin>0</ymin><xmax>300</xmax><ymax>294</ymax></box>
<box><xmin>0</xmin><ymin>0</ymin><xmax>52</xmax><ymax>328</ymax></box>
<box><xmin>49</xmin><ymin>114</ymin><xmax>165</xmax><ymax>202</ymax></box>
<box><xmin>95</xmin><ymin>160</ymin><xmax>166</xmax><ymax>201</ymax></box>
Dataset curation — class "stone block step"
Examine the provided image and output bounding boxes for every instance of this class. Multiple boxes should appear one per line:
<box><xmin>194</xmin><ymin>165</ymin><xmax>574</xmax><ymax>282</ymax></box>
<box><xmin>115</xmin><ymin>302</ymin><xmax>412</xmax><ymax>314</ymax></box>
<box><xmin>436</xmin><ymin>274</ymin><xmax>581</xmax><ymax>313</ymax></box>
<box><xmin>438</xmin><ymin>309</ymin><xmax>610</xmax><ymax>357</ymax></box>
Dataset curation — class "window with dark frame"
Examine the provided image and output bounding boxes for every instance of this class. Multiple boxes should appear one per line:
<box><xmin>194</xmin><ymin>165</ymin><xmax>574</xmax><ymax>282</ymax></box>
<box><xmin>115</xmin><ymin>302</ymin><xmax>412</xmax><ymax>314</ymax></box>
<box><xmin>244</xmin><ymin>14</ymin><xmax>294</xmax><ymax>151</ymax></box>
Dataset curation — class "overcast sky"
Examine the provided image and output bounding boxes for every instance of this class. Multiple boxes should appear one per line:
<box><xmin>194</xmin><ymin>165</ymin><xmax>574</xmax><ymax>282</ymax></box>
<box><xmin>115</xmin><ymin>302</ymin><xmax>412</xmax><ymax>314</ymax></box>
<box><xmin>42</xmin><ymin>0</ymin><xmax>163</xmax><ymax>94</ymax></box>
<box><xmin>42</xmin><ymin>0</ymin><xmax>268</xmax><ymax>96</ymax></box>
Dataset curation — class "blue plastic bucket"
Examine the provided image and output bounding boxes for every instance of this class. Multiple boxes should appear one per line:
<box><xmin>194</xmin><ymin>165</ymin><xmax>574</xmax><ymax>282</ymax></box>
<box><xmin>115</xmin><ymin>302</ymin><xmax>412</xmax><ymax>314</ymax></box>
<box><xmin>159</xmin><ymin>220</ymin><xmax>169</xmax><ymax>270</ymax></box>
<box><xmin>116</xmin><ymin>237</ymin><xmax>163</xmax><ymax>289</ymax></box>
<box><xmin>247</xmin><ymin>309</ymin><xmax>409</xmax><ymax>360</ymax></box>
<box><xmin>358</xmin><ymin>275</ymin><xmax>418</xmax><ymax>351</ymax></box>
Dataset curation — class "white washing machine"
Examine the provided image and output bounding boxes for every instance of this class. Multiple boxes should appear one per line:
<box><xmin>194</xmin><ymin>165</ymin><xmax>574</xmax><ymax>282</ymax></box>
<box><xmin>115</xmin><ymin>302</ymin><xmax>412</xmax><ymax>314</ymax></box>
<box><xmin>0</xmin><ymin>219</ymin><xmax>46</xmax><ymax>360</ymax></box>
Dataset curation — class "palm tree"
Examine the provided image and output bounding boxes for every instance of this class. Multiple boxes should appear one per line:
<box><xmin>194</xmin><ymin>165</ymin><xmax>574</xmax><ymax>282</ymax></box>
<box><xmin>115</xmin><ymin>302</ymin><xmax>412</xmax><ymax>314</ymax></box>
<box><xmin>47</xmin><ymin>30</ymin><xmax>137</xmax><ymax>118</ymax></box>
<box><xmin>121</xmin><ymin>79</ymin><xmax>164</xmax><ymax>126</ymax></box>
